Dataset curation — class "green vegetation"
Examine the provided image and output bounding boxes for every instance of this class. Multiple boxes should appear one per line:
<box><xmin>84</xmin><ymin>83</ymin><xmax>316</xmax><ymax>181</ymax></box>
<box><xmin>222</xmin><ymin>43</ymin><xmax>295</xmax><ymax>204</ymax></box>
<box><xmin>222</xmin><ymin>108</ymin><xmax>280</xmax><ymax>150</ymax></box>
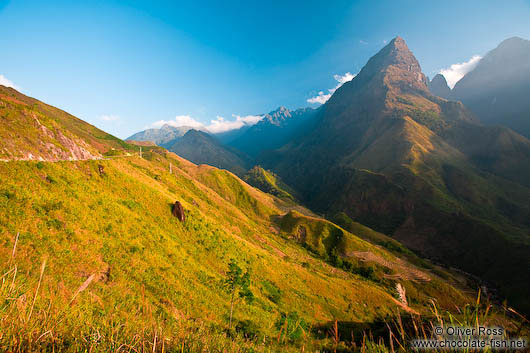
<box><xmin>223</xmin><ymin>260</ymin><xmax>254</xmax><ymax>330</ymax></box>
<box><xmin>244</xmin><ymin>166</ymin><xmax>296</xmax><ymax>201</ymax></box>
<box><xmin>2</xmin><ymin>154</ymin><xmax>517</xmax><ymax>352</ymax></box>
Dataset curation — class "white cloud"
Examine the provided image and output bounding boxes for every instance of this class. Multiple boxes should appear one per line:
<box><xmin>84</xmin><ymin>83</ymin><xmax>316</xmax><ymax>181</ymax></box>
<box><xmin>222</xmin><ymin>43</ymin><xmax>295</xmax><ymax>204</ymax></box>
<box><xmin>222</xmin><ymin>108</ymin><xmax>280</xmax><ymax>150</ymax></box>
<box><xmin>307</xmin><ymin>91</ymin><xmax>331</xmax><ymax>105</ymax></box>
<box><xmin>151</xmin><ymin>115</ymin><xmax>204</xmax><ymax>129</ymax></box>
<box><xmin>100</xmin><ymin>114</ymin><xmax>120</xmax><ymax>122</ymax></box>
<box><xmin>334</xmin><ymin>72</ymin><xmax>356</xmax><ymax>84</ymax></box>
<box><xmin>307</xmin><ymin>72</ymin><xmax>357</xmax><ymax>105</ymax></box>
<box><xmin>359</xmin><ymin>40</ymin><xmax>368</xmax><ymax>45</ymax></box>
<box><xmin>149</xmin><ymin>113</ymin><xmax>263</xmax><ymax>134</ymax></box>
<box><xmin>440</xmin><ymin>55</ymin><xmax>482</xmax><ymax>89</ymax></box>
<box><xmin>0</xmin><ymin>74</ymin><xmax>18</xmax><ymax>89</ymax></box>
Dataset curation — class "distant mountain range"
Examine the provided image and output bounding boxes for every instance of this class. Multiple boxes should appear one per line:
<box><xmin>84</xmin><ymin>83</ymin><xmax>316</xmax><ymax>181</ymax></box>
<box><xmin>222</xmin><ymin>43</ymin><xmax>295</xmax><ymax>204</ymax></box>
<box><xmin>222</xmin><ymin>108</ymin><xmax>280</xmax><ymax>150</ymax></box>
<box><xmin>227</xmin><ymin>106</ymin><xmax>318</xmax><ymax>158</ymax></box>
<box><xmin>128</xmin><ymin>106</ymin><xmax>318</xmax><ymax>158</ymax></box>
<box><xmin>168</xmin><ymin>129</ymin><xmax>250</xmax><ymax>176</ymax></box>
<box><xmin>127</xmin><ymin>124</ymin><xmax>208</xmax><ymax>148</ymax></box>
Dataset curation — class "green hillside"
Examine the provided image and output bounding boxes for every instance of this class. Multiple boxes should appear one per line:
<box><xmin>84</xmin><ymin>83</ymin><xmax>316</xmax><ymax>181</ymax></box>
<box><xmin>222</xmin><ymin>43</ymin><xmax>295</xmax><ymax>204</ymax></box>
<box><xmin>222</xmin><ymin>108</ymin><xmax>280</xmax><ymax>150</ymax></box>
<box><xmin>244</xmin><ymin>166</ymin><xmax>296</xmax><ymax>201</ymax></box>
<box><xmin>2</xmin><ymin>149</ymin><xmax>512</xmax><ymax>352</ymax></box>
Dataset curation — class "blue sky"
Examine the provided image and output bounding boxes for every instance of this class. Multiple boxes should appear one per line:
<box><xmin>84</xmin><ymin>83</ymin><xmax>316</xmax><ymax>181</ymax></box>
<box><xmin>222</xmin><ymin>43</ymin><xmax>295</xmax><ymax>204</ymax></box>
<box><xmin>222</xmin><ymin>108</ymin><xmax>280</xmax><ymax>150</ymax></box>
<box><xmin>1</xmin><ymin>0</ymin><xmax>530</xmax><ymax>138</ymax></box>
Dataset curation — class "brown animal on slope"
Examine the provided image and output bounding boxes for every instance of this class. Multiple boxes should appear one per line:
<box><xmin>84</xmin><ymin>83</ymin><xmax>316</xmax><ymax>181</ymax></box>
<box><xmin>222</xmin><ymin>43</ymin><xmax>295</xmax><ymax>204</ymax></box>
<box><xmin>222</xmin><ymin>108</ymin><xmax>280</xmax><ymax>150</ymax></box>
<box><xmin>172</xmin><ymin>201</ymin><xmax>186</xmax><ymax>222</ymax></box>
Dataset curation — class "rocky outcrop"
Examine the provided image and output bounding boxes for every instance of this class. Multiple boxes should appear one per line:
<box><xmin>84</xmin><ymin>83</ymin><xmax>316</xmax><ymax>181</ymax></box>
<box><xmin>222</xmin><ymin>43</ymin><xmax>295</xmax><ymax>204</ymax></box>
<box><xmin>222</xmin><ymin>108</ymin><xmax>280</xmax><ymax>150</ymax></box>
<box><xmin>172</xmin><ymin>201</ymin><xmax>186</xmax><ymax>222</ymax></box>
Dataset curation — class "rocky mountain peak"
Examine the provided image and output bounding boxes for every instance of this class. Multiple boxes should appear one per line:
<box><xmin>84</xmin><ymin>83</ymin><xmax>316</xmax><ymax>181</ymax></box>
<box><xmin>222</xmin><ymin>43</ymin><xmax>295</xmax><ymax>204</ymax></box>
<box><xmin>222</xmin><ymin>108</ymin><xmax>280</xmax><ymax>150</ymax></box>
<box><xmin>263</xmin><ymin>106</ymin><xmax>292</xmax><ymax>125</ymax></box>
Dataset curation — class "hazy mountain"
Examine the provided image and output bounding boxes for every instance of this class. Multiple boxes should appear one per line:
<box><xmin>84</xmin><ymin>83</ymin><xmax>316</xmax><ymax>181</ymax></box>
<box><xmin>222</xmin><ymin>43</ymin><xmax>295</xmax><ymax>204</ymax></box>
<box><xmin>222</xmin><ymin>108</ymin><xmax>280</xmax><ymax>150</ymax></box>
<box><xmin>451</xmin><ymin>36</ymin><xmax>530</xmax><ymax>138</ymax></box>
<box><xmin>228</xmin><ymin>106</ymin><xmax>318</xmax><ymax>158</ymax></box>
<box><xmin>263</xmin><ymin>37</ymin><xmax>530</xmax><ymax>313</ymax></box>
<box><xmin>127</xmin><ymin>124</ymin><xmax>206</xmax><ymax>147</ymax></box>
<box><xmin>428</xmin><ymin>74</ymin><xmax>451</xmax><ymax>99</ymax></box>
<box><xmin>169</xmin><ymin>129</ymin><xmax>250</xmax><ymax>176</ymax></box>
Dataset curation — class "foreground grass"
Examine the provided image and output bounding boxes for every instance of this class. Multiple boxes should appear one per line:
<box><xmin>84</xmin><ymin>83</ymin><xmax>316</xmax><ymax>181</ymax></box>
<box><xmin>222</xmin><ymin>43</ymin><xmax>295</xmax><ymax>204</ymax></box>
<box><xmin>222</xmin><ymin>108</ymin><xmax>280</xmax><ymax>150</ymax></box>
<box><xmin>0</xmin><ymin>156</ymin><xmax>525</xmax><ymax>352</ymax></box>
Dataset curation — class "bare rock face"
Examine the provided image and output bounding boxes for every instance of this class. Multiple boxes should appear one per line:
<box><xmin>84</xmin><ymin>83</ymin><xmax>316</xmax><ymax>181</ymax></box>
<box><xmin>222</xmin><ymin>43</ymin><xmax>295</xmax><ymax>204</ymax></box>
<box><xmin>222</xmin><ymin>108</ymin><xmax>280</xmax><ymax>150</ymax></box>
<box><xmin>172</xmin><ymin>201</ymin><xmax>186</xmax><ymax>222</ymax></box>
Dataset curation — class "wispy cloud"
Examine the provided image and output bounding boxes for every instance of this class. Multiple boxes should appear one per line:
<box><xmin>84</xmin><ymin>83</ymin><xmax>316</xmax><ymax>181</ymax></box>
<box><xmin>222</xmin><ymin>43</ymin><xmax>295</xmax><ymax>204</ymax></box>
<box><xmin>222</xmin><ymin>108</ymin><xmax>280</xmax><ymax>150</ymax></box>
<box><xmin>359</xmin><ymin>40</ymin><xmax>368</xmax><ymax>45</ymax></box>
<box><xmin>0</xmin><ymin>74</ymin><xmax>18</xmax><ymax>90</ymax></box>
<box><xmin>100</xmin><ymin>114</ymin><xmax>120</xmax><ymax>122</ymax></box>
<box><xmin>150</xmin><ymin>113</ymin><xmax>263</xmax><ymax>134</ymax></box>
<box><xmin>440</xmin><ymin>55</ymin><xmax>482</xmax><ymax>88</ymax></box>
<box><xmin>307</xmin><ymin>72</ymin><xmax>356</xmax><ymax>105</ymax></box>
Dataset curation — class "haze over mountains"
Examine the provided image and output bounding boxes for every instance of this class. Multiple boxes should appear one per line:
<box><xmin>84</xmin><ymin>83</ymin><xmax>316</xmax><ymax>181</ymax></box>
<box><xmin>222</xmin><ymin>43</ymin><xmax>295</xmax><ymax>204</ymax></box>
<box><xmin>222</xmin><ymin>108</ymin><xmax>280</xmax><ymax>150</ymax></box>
<box><xmin>425</xmin><ymin>36</ymin><xmax>530</xmax><ymax>138</ymax></box>
<box><xmin>452</xmin><ymin>36</ymin><xmax>530</xmax><ymax>138</ymax></box>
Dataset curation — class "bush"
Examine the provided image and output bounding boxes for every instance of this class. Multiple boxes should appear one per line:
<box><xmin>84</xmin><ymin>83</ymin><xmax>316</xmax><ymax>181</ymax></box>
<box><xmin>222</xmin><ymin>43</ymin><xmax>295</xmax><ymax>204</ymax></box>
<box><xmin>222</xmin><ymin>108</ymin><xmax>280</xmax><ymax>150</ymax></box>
<box><xmin>235</xmin><ymin>319</ymin><xmax>261</xmax><ymax>338</ymax></box>
<box><xmin>276</xmin><ymin>312</ymin><xmax>309</xmax><ymax>343</ymax></box>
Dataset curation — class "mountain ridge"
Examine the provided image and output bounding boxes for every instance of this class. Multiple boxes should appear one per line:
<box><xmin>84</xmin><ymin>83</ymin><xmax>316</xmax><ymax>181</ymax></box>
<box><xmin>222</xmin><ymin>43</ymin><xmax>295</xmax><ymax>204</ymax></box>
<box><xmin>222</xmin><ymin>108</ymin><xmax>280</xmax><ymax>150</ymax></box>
<box><xmin>451</xmin><ymin>36</ymin><xmax>530</xmax><ymax>138</ymax></box>
<box><xmin>261</xmin><ymin>36</ymin><xmax>530</xmax><ymax>314</ymax></box>
<box><xmin>169</xmin><ymin>129</ymin><xmax>250</xmax><ymax>176</ymax></box>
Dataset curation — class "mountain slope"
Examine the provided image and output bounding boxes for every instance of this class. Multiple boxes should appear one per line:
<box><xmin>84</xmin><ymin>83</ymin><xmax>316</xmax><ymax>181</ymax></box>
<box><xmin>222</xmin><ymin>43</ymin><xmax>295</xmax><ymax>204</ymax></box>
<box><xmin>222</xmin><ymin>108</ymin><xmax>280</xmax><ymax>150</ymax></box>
<box><xmin>452</xmin><ymin>36</ymin><xmax>530</xmax><ymax>138</ymax></box>
<box><xmin>127</xmin><ymin>124</ymin><xmax>205</xmax><ymax>147</ymax></box>
<box><xmin>0</xmin><ymin>85</ymin><xmax>133</xmax><ymax>161</ymax></box>
<box><xmin>228</xmin><ymin>106</ymin><xmax>318</xmax><ymax>158</ymax></box>
<box><xmin>169</xmin><ymin>129</ymin><xmax>250</xmax><ymax>176</ymax></box>
<box><xmin>263</xmin><ymin>37</ymin><xmax>530</xmax><ymax>314</ymax></box>
<box><xmin>243</xmin><ymin>166</ymin><xmax>297</xmax><ymax>201</ymax></box>
<box><xmin>428</xmin><ymin>74</ymin><xmax>451</xmax><ymax>99</ymax></box>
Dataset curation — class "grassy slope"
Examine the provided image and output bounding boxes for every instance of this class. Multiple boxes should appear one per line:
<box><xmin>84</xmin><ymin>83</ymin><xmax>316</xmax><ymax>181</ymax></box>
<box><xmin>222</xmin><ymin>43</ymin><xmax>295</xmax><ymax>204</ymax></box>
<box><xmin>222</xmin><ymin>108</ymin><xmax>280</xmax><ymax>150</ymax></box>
<box><xmin>0</xmin><ymin>149</ymin><xmax>487</xmax><ymax>352</ymax></box>
<box><xmin>243</xmin><ymin>166</ymin><xmax>297</xmax><ymax>201</ymax></box>
<box><xmin>0</xmin><ymin>85</ymin><xmax>134</xmax><ymax>160</ymax></box>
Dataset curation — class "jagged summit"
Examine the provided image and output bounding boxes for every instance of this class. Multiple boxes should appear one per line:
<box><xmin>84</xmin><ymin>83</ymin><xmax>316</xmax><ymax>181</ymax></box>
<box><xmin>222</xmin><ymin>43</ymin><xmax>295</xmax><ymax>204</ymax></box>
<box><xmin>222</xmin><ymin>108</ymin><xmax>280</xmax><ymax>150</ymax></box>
<box><xmin>323</xmin><ymin>36</ymin><xmax>430</xmax><ymax>121</ymax></box>
<box><xmin>357</xmin><ymin>36</ymin><xmax>425</xmax><ymax>78</ymax></box>
<box><xmin>262</xmin><ymin>106</ymin><xmax>292</xmax><ymax>124</ymax></box>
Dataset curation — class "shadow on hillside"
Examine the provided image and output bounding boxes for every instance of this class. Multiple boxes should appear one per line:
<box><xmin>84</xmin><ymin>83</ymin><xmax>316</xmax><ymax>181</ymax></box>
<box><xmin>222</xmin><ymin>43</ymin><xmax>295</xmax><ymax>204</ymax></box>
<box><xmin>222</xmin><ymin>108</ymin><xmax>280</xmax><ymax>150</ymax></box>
<box><xmin>313</xmin><ymin>320</ymin><xmax>390</xmax><ymax>346</ymax></box>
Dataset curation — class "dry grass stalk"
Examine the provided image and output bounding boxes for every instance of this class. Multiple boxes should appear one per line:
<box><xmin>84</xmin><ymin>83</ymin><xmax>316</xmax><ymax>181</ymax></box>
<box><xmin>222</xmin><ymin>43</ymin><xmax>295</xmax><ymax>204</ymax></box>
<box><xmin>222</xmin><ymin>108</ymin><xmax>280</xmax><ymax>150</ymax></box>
<box><xmin>11</xmin><ymin>232</ymin><xmax>19</xmax><ymax>259</ymax></box>
<box><xmin>27</xmin><ymin>257</ymin><xmax>46</xmax><ymax>322</ymax></box>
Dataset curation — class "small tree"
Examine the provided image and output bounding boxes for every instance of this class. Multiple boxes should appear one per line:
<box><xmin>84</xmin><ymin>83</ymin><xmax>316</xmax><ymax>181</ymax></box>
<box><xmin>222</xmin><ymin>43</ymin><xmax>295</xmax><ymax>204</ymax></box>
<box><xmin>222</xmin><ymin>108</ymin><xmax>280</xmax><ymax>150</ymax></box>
<box><xmin>223</xmin><ymin>259</ymin><xmax>254</xmax><ymax>330</ymax></box>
